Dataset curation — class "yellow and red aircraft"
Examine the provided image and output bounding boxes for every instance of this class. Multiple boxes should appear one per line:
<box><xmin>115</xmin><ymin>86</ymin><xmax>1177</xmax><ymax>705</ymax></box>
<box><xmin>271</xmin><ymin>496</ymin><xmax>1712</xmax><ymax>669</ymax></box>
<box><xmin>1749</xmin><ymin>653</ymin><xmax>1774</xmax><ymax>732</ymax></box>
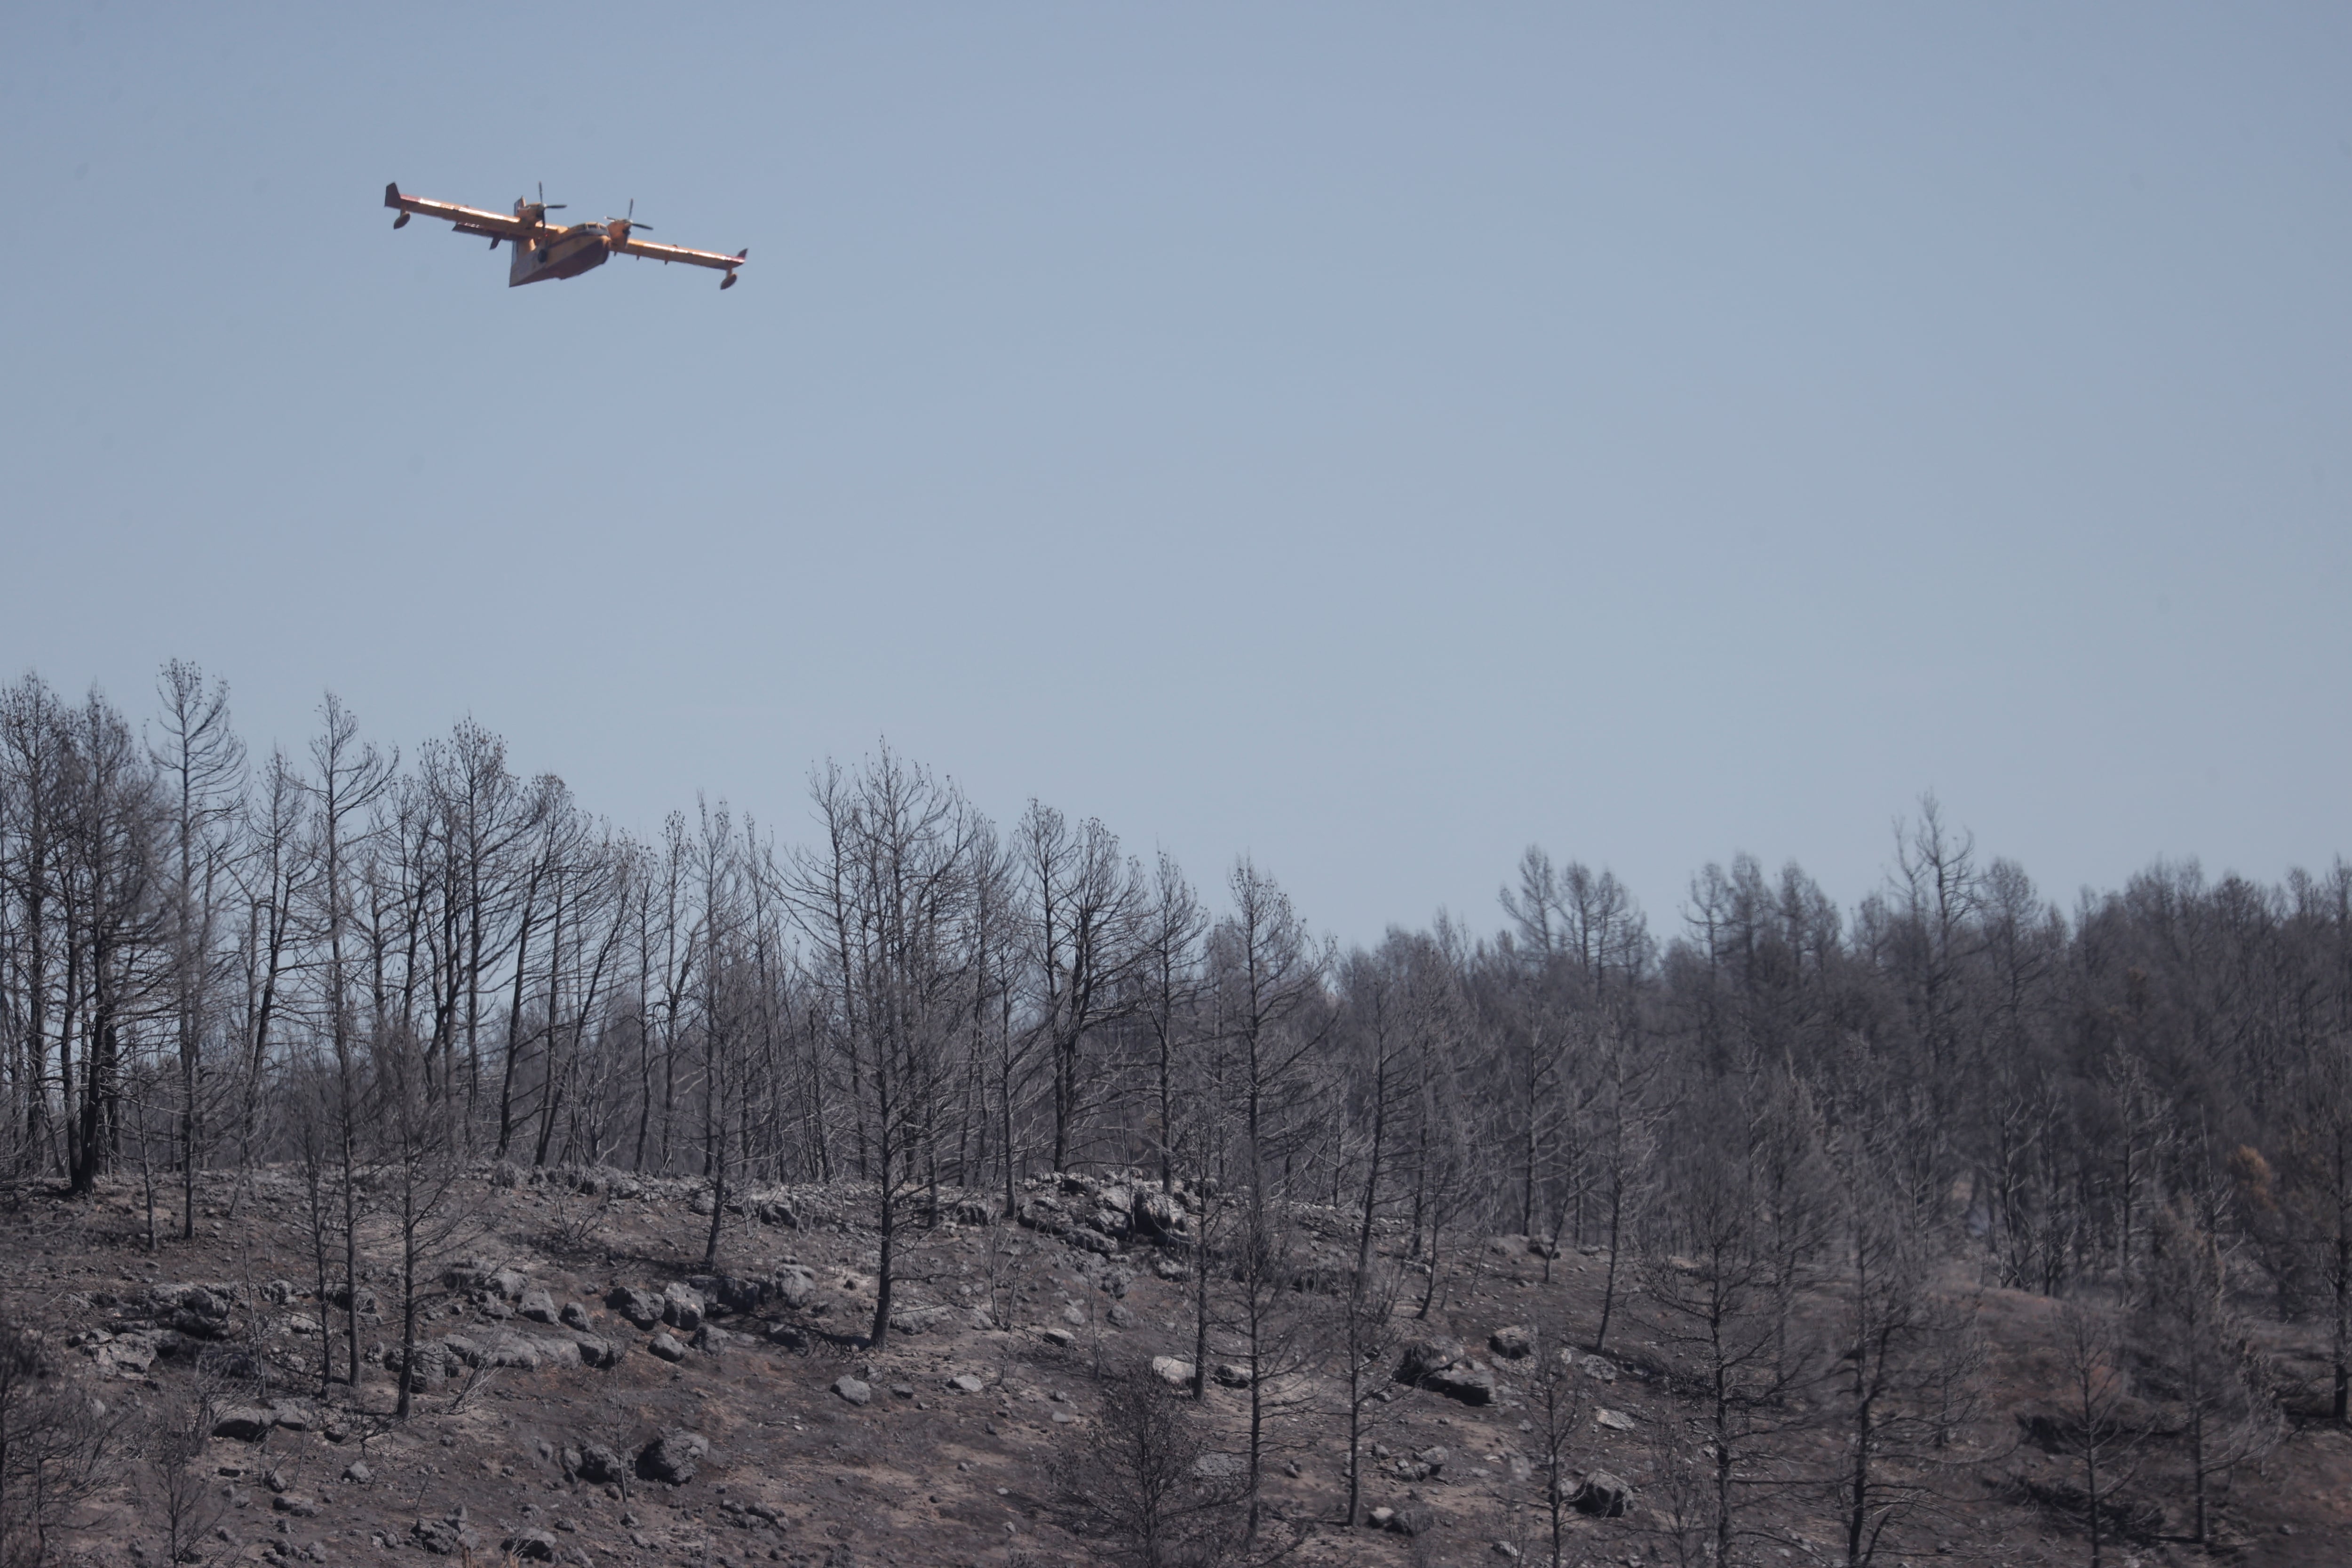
<box><xmin>384</xmin><ymin>183</ymin><xmax>747</xmax><ymax>291</ymax></box>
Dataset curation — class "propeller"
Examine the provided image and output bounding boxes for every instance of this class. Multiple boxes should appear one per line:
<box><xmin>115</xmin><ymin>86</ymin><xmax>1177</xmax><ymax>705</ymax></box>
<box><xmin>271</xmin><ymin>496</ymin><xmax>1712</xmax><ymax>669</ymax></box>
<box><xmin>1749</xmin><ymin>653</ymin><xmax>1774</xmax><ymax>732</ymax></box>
<box><xmin>620</xmin><ymin>198</ymin><xmax>652</xmax><ymax>231</ymax></box>
<box><xmin>539</xmin><ymin>181</ymin><xmax>567</xmax><ymax>212</ymax></box>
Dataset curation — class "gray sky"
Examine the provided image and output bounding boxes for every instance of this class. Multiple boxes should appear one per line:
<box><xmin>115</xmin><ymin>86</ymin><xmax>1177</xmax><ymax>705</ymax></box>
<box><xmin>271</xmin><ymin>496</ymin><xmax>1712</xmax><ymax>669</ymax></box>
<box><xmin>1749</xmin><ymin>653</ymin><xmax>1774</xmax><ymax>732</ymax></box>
<box><xmin>4</xmin><ymin>3</ymin><xmax>2346</xmax><ymax>944</ymax></box>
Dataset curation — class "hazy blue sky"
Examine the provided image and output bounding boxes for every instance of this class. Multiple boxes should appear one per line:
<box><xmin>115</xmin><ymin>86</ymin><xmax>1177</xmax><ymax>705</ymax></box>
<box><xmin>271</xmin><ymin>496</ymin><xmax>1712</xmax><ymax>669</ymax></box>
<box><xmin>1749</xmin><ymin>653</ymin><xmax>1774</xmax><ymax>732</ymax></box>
<box><xmin>3</xmin><ymin>4</ymin><xmax>2346</xmax><ymax>943</ymax></box>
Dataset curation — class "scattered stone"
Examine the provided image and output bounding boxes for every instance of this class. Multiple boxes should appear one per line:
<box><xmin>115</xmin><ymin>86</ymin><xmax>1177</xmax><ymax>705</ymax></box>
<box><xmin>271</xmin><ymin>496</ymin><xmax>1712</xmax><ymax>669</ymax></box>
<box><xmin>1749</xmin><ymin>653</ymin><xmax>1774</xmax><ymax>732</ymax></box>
<box><xmin>559</xmin><ymin>1301</ymin><xmax>590</xmax><ymax>1330</ymax></box>
<box><xmin>1133</xmin><ymin>1190</ymin><xmax>1187</xmax><ymax>1238</ymax></box>
<box><xmin>948</xmin><ymin>1373</ymin><xmax>987</xmax><ymax>1394</ymax></box>
<box><xmin>573</xmin><ymin>1334</ymin><xmax>619</xmax><ymax>1369</ymax></box>
<box><xmin>1578</xmin><ymin>1354</ymin><xmax>1619</xmax><ymax>1383</ymax></box>
<box><xmin>1595</xmin><ymin>1408</ymin><xmax>1636</xmax><ymax>1432</ymax></box>
<box><xmin>517</xmin><ymin>1289</ymin><xmax>558</xmax><ymax>1323</ymax></box>
<box><xmin>1149</xmin><ymin>1356</ymin><xmax>1195</xmax><ymax>1389</ymax></box>
<box><xmin>574</xmin><ymin>1445</ymin><xmax>626</xmax><ymax>1485</ymax></box>
<box><xmin>661</xmin><ymin>1281</ymin><xmax>706</xmax><ymax>1331</ymax></box>
<box><xmin>1368</xmin><ymin>1507</ymin><xmax>1395</xmax><ymax>1528</ymax></box>
<box><xmin>409</xmin><ymin>1517</ymin><xmax>480</xmax><ymax>1557</ymax></box>
<box><xmin>1397</xmin><ymin>1337</ymin><xmax>1468</xmax><ymax>1385</ymax></box>
<box><xmin>1041</xmin><ymin>1327</ymin><xmax>1076</xmax><ymax>1348</ymax></box>
<box><xmin>636</xmin><ymin>1430</ymin><xmax>708</xmax><ymax>1486</ymax></box>
<box><xmin>888</xmin><ymin>1304</ymin><xmax>954</xmax><ymax>1336</ymax></box>
<box><xmin>1060</xmin><ymin>1303</ymin><xmax>1088</xmax><ymax>1327</ymax></box>
<box><xmin>267</xmin><ymin>1401</ymin><xmax>316</xmax><ymax>1432</ymax></box>
<box><xmin>833</xmin><ymin>1376</ymin><xmax>873</xmax><ymax>1407</ymax></box>
<box><xmin>1425</xmin><ymin>1364</ymin><xmax>1496</xmax><ymax>1406</ymax></box>
<box><xmin>1192</xmin><ymin>1452</ymin><xmax>1245</xmax><ymax>1480</ymax></box>
<box><xmin>647</xmin><ymin>1332</ymin><xmax>686</xmax><ymax>1363</ymax></box>
<box><xmin>771</xmin><ymin>1266</ymin><xmax>818</xmax><ymax>1310</ymax></box>
<box><xmin>766</xmin><ymin>1322</ymin><xmax>808</xmax><ymax>1350</ymax></box>
<box><xmin>1212</xmin><ymin>1363</ymin><xmax>1254</xmax><ymax>1388</ymax></box>
<box><xmin>490</xmin><ymin>1268</ymin><xmax>531</xmax><ymax>1300</ymax></box>
<box><xmin>1487</xmin><ymin>1326</ymin><xmax>1533</xmax><ymax>1360</ymax></box>
<box><xmin>607</xmin><ymin>1287</ymin><xmax>663</xmax><ymax>1329</ymax></box>
<box><xmin>1570</xmin><ymin>1472</ymin><xmax>1634</xmax><ymax>1518</ymax></box>
<box><xmin>502</xmin><ymin>1532</ymin><xmax>558</xmax><ymax>1561</ymax></box>
<box><xmin>1386</xmin><ymin>1504</ymin><xmax>1437</xmax><ymax>1537</ymax></box>
<box><xmin>342</xmin><ymin>1462</ymin><xmax>372</xmax><ymax>1485</ymax></box>
<box><xmin>1106</xmin><ymin>1302</ymin><xmax>1136</xmax><ymax>1329</ymax></box>
<box><xmin>211</xmin><ymin>1407</ymin><xmax>273</xmax><ymax>1442</ymax></box>
<box><xmin>270</xmin><ymin>1495</ymin><xmax>319</xmax><ymax>1518</ymax></box>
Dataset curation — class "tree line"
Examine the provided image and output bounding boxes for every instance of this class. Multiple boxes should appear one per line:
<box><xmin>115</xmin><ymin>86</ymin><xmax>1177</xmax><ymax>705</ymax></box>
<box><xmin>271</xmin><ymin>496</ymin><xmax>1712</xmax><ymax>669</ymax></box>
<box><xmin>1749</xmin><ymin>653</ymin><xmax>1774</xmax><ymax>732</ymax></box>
<box><xmin>1</xmin><ymin>663</ymin><xmax>2345</xmax><ymax>1558</ymax></box>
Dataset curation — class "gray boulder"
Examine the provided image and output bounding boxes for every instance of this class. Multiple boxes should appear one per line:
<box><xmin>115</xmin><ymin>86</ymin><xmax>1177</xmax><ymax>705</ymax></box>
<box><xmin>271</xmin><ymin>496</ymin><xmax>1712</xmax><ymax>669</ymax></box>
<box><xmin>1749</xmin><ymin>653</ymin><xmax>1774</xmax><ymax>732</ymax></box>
<box><xmin>572</xmin><ymin>1334</ymin><xmax>619</xmax><ymax>1369</ymax></box>
<box><xmin>1397</xmin><ymin>1337</ymin><xmax>1467</xmax><ymax>1385</ymax></box>
<box><xmin>637</xmin><ymin>1429</ymin><xmax>708</xmax><ymax>1486</ymax></box>
<box><xmin>832</xmin><ymin>1376</ymin><xmax>872</xmax><ymax>1406</ymax></box>
<box><xmin>607</xmin><ymin>1286</ymin><xmax>663</xmax><ymax>1329</ymax></box>
<box><xmin>410</xmin><ymin>1516</ymin><xmax>480</xmax><ymax>1556</ymax></box>
<box><xmin>1426</xmin><ymin>1364</ymin><xmax>1497</xmax><ymax>1406</ymax></box>
<box><xmin>517</xmin><ymin>1289</ymin><xmax>558</xmax><ymax>1324</ymax></box>
<box><xmin>1487</xmin><ymin>1325</ymin><xmax>1533</xmax><ymax>1360</ymax></box>
<box><xmin>771</xmin><ymin>1266</ymin><xmax>818</xmax><ymax>1310</ymax></box>
<box><xmin>574</xmin><ymin>1444</ymin><xmax>626</xmax><ymax>1484</ymax></box>
<box><xmin>1570</xmin><ymin>1472</ymin><xmax>1634</xmax><ymax>1518</ymax></box>
<box><xmin>661</xmin><ymin>1281</ymin><xmax>705</xmax><ymax>1331</ymax></box>
<box><xmin>503</xmin><ymin>1531</ymin><xmax>557</xmax><ymax>1561</ymax></box>
<box><xmin>210</xmin><ymin>1407</ymin><xmax>272</xmax><ymax>1442</ymax></box>
<box><xmin>647</xmin><ymin>1332</ymin><xmax>686</xmax><ymax>1363</ymax></box>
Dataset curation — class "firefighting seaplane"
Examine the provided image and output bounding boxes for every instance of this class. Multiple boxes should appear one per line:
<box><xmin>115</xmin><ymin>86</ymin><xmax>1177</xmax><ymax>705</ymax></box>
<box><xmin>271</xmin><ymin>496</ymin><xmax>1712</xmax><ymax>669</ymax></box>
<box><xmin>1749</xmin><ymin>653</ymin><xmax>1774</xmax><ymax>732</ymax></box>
<box><xmin>384</xmin><ymin>182</ymin><xmax>747</xmax><ymax>290</ymax></box>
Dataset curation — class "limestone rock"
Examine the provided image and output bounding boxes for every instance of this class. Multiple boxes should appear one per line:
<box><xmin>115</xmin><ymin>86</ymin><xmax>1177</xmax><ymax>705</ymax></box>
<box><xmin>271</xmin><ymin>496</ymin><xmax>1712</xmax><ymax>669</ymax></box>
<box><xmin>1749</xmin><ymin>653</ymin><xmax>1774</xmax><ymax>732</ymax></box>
<box><xmin>647</xmin><ymin>1332</ymin><xmax>686</xmax><ymax>1363</ymax></box>
<box><xmin>1150</xmin><ymin>1356</ymin><xmax>1195</xmax><ymax>1389</ymax></box>
<box><xmin>832</xmin><ymin>1376</ymin><xmax>873</xmax><ymax>1407</ymax></box>
<box><xmin>771</xmin><ymin>1266</ymin><xmax>818</xmax><ymax>1310</ymax></box>
<box><xmin>1397</xmin><ymin>1337</ymin><xmax>1467</xmax><ymax>1385</ymax></box>
<box><xmin>1570</xmin><ymin>1472</ymin><xmax>1634</xmax><ymax>1518</ymax></box>
<box><xmin>410</xmin><ymin>1516</ymin><xmax>480</xmax><ymax>1556</ymax></box>
<box><xmin>661</xmin><ymin>1281</ymin><xmax>706</xmax><ymax>1331</ymax></box>
<box><xmin>210</xmin><ymin>1407</ymin><xmax>272</xmax><ymax>1442</ymax></box>
<box><xmin>1487</xmin><ymin>1325</ymin><xmax>1533</xmax><ymax>1360</ymax></box>
<box><xmin>636</xmin><ymin>1429</ymin><xmax>708</xmax><ymax>1486</ymax></box>
<box><xmin>517</xmin><ymin>1289</ymin><xmax>558</xmax><ymax>1324</ymax></box>
<box><xmin>607</xmin><ymin>1286</ymin><xmax>663</xmax><ymax>1329</ymax></box>
<box><xmin>1425</xmin><ymin>1364</ymin><xmax>1496</xmax><ymax>1406</ymax></box>
<box><xmin>574</xmin><ymin>1444</ymin><xmax>626</xmax><ymax>1484</ymax></box>
<box><xmin>889</xmin><ymin>1304</ymin><xmax>954</xmax><ymax>1336</ymax></box>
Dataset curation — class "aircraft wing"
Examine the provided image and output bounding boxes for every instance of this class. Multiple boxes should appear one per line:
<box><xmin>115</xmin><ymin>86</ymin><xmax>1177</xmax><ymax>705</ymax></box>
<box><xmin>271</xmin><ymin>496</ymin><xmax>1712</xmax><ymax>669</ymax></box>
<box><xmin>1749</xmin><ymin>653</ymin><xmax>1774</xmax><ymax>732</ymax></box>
<box><xmin>384</xmin><ymin>183</ymin><xmax>537</xmax><ymax>240</ymax></box>
<box><xmin>616</xmin><ymin>235</ymin><xmax>748</xmax><ymax>273</ymax></box>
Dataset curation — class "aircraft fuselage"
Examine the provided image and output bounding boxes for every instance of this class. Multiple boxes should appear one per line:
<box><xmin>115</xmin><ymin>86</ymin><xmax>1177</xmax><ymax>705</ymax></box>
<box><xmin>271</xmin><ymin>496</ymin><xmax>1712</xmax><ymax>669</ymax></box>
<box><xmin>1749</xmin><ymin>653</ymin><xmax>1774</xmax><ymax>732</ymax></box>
<box><xmin>509</xmin><ymin>223</ymin><xmax>613</xmax><ymax>287</ymax></box>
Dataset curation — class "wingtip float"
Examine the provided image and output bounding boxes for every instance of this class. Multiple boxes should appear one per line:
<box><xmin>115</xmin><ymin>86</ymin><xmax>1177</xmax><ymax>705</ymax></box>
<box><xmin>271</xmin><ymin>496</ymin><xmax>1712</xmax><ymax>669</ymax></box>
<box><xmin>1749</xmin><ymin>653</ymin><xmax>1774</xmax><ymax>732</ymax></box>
<box><xmin>384</xmin><ymin>182</ymin><xmax>746</xmax><ymax>292</ymax></box>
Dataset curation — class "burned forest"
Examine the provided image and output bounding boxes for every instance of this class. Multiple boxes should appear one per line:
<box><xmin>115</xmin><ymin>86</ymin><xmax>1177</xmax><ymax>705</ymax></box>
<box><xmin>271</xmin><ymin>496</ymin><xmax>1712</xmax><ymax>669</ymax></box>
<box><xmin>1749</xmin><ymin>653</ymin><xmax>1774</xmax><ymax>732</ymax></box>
<box><xmin>0</xmin><ymin>663</ymin><xmax>2348</xmax><ymax>1568</ymax></box>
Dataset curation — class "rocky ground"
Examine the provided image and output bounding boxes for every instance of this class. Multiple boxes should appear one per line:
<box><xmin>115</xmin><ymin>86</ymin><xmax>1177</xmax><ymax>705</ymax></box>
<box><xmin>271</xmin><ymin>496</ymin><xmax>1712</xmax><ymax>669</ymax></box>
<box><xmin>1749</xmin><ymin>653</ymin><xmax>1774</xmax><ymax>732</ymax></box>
<box><xmin>3</xmin><ymin>1166</ymin><xmax>2348</xmax><ymax>1568</ymax></box>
